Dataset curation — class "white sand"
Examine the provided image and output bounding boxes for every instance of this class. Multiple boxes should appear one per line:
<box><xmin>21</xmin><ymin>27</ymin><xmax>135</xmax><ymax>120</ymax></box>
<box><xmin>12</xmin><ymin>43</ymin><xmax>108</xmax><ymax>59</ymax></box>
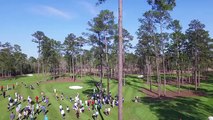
<box><xmin>137</xmin><ymin>75</ymin><xmax>144</xmax><ymax>78</ymax></box>
<box><xmin>208</xmin><ymin>116</ymin><xmax>213</xmax><ymax>120</ymax></box>
<box><xmin>26</xmin><ymin>74</ymin><xmax>33</xmax><ymax>77</ymax></box>
<box><xmin>69</xmin><ymin>86</ymin><xmax>83</xmax><ymax>90</ymax></box>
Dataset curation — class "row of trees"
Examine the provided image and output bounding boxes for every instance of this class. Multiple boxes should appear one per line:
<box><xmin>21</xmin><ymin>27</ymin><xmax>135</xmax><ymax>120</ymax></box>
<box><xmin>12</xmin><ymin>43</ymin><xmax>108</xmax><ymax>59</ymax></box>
<box><xmin>0</xmin><ymin>42</ymin><xmax>34</xmax><ymax>76</ymax></box>
<box><xmin>135</xmin><ymin>0</ymin><xmax>213</xmax><ymax>96</ymax></box>
<box><xmin>1</xmin><ymin>0</ymin><xmax>213</xmax><ymax>119</ymax></box>
<box><xmin>32</xmin><ymin>9</ymin><xmax>133</xmax><ymax>86</ymax></box>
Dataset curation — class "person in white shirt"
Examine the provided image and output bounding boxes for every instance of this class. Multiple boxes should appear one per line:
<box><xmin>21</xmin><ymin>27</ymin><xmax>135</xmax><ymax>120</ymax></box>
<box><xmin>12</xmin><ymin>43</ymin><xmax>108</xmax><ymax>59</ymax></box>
<box><xmin>61</xmin><ymin>109</ymin><xmax>65</xmax><ymax>119</ymax></box>
<box><xmin>92</xmin><ymin>111</ymin><xmax>99</xmax><ymax>119</ymax></box>
<box><xmin>112</xmin><ymin>99</ymin><xmax>115</xmax><ymax>108</ymax></box>
<box><xmin>66</xmin><ymin>106</ymin><xmax>70</xmax><ymax>113</ymax></box>
<box><xmin>15</xmin><ymin>92</ymin><xmax>18</xmax><ymax>98</ymax></box>
<box><xmin>30</xmin><ymin>107</ymin><xmax>34</xmax><ymax>116</ymax></box>
<box><xmin>59</xmin><ymin>104</ymin><xmax>63</xmax><ymax>111</ymax></box>
<box><xmin>54</xmin><ymin>89</ymin><xmax>57</xmax><ymax>93</ymax></box>
<box><xmin>35</xmin><ymin>104</ymin><xmax>39</xmax><ymax>115</ymax></box>
<box><xmin>23</xmin><ymin>110</ymin><xmax>27</xmax><ymax>119</ymax></box>
<box><xmin>79</xmin><ymin>100</ymin><xmax>82</xmax><ymax>106</ymax></box>
<box><xmin>8</xmin><ymin>96</ymin><xmax>11</xmax><ymax>102</ymax></box>
<box><xmin>107</xmin><ymin>108</ymin><xmax>111</xmax><ymax>115</ymax></box>
<box><xmin>18</xmin><ymin>112</ymin><xmax>22</xmax><ymax>120</ymax></box>
<box><xmin>14</xmin><ymin>98</ymin><xmax>18</xmax><ymax>105</ymax></box>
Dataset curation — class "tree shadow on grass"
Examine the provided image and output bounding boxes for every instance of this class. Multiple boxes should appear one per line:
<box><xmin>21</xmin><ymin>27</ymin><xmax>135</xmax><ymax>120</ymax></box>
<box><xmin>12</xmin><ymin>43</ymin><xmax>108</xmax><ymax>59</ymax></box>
<box><xmin>201</xmin><ymin>77</ymin><xmax>213</xmax><ymax>84</ymax></box>
<box><xmin>125</xmin><ymin>75</ymin><xmax>139</xmax><ymax>79</ymax></box>
<box><xmin>82</xmin><ymin>88</ymin><xmax>93</xmax><ymax>96</ymax></box>
<box><xmin>125</xmin><ymin>80</ymin><xmax>142</xmax><ymax>90</ymax></box>
<box><xmin>139</xmin><ymin>97</ymin><xmax>212</xmax><ymax>120</ymax></box>
<box><xmin>84</xmin><ymin>77</ymin><xmax>107</xmax><ymax>89</ymax></box>
<box><xmin>0</xmin><ymin>75</ymin><xmax>27</xmax><ymax>81</ymax></box>
<box><xmin>84</xmin><ymin>79</ymin><xmax>98</xmax><ymax>87</ymax></box>
<box><xmin>98</xmin><ymin>108</ymin><xmax>104</xmax><ymax>120</ymax></box>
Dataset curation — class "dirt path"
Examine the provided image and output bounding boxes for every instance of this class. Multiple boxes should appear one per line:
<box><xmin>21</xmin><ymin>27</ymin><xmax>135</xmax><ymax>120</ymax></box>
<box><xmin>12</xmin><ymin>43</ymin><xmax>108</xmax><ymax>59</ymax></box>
<box><xmin>141</xmin><ymin>88</ymin><xmax>205</xmax><ymax>99</ymax></box>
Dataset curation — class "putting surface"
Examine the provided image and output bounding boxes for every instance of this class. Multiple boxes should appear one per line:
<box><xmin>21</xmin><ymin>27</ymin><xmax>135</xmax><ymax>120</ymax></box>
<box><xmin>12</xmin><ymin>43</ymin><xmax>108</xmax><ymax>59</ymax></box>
<box><xmin>0</xmin><ymin>74</ymin><xmax>213</xmax><ymax>120</ymax></box>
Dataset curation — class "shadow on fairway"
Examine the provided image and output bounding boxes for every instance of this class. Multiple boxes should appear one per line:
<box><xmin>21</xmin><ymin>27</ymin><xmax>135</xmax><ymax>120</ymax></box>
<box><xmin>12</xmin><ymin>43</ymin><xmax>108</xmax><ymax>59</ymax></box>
<box><xmin>84</xmin><ymin>79</ymin><xmax>99</xmax><ymax>87</ymax></box>
<box><xmin>82</xmin><ymin>88</ymin><xmax>93</xmax><ymax>96</ymax></box>
<box><xmin>0</xmin><ymin>75</ymin><xmax>27</xmax><ymax>81</ymax></box>
<box><xmin>84</xmin><ymin>77</ymin><xmax>107</xmax><ymax>89</ymax></box>
<box><xmin>139</xmin><ymin>97</ymin><xmax>212</xmax><ymax>120</ymax></box>
<box><xmin>125</xmin><ymin>75</ymin><xmax>139</xmax><ymax>79</ymax></box>
<box><xmin>125</xmin><ymin>80</ymin><xmax>141</xmax><ymax>90</ymax></box>
<box><xmin>98</xmin><ymin>107</ymin><xmax>104</xmax><ymax>120</ymax></box>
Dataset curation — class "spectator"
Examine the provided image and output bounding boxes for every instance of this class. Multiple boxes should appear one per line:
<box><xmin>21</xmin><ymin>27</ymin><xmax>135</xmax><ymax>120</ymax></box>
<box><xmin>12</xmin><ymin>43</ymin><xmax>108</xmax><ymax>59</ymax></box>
<box><xmin>59</xmin><ymin>104</ymin><xmax>63</xmax><ymax>111</ymax></box>
<box><xmin>10</xmin><ymin>112</ymin><xmax>15</xmax><ymax>120</ymax></box>
<box><xmin>29</xmin><ymin>113</ymin><xmax>34</xmax><ymax>120</ymax></box>
<box><xmin>45</xmin><ymin>97</ymin><xmax>49</xmax><ymax>106</ymax></box>
<box><xmin>76</xmin><ymin>109</ymin><xmax>80</xmax><ymax>119</ymax></box>
<box><xmin>61</xmin><ymin>109</ymin><xmax>65</xmax><ymax>119</ymax></box>
<box><xmin>41</xmin><ymin>105</ymin><xmax>46</xmax><ymax>115</ymax></box>
<box><xmin>35</xmin><ymin>103</ymin><xmax>40</xmax><ymax>115</ymax></box>
<box><xmin>35</xmin><ymin>96</ymin><xmax>39</xmax><ymax>103</ymax></box>
<box><xmin>3</xmin><ymin>91</ymin><xmax>6</xmax><ymax>98</ymax></box>
<box><xmin>18</xmin><ymin>112</ymin><xmax>22</xmax><ymax>120</ymax></box>
<box><xmin>44</xmin><ymin>114</ymin><xmax>48</xmax><ymax>120</ymax></box>
<box><xmin>92</xmin><ymin>111</ymin><xmax>98</xmax><ymax>120</ymax></box>
<box><xmin>61</xmin><ymin>93</ymin><xmax>64</xmax><ymax>100</ymax></box>
<box><xmin>56</xmin><ymin>93</ymin><xmax>59</xmax><ymax>101</ymax></box>
<box><xmin>1</xmin><ymin>85</ymin><xmax>3</xmax><ymax>91</ymax></box>
<box><xmin>15</xmin><ymin>92</ymin><xmax>18</xmax><ymax>98</ymax></box>
<box><xmin>23</xmin><ymin>110</ymin><xmax>28</xmax><ymax>120</ymax></box>
<box><xmin>66</xmin><ymin>106</ymin><xmax>70</xmax><ymax>113</ymax></box>
<box><xmin>53</xmin><ymin>89</ymin><xmax>57</xmax><ymax>94</ymax></box>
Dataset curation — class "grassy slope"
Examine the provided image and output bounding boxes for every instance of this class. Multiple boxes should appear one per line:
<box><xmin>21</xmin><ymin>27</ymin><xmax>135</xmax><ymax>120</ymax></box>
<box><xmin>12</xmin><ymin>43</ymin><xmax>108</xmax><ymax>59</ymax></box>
<box><xmin>0</xmin><ymin>73</ymin><xmax>212</xmax><ymax>120</ymax></box>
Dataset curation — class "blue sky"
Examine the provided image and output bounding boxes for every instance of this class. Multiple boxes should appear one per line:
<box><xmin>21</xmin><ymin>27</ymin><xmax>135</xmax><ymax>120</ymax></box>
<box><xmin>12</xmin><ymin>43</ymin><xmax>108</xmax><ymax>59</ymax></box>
<box><xmin>0</xmin><ymin>0</ymin><xmax>213</xmax><ymax>58</ymax></box>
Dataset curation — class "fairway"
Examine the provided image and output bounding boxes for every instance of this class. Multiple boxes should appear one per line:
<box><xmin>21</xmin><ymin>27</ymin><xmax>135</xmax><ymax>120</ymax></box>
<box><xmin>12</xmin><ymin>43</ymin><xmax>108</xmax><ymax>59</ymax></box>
<box><xmin>1</xmin><ymin>0</ymin><xmax>213</xmax><ymax>120</ymax></box>
<box><xmin>0</xmin><ymin>74</ymin><xmax>213</xmax><ymax>120</ymax></box>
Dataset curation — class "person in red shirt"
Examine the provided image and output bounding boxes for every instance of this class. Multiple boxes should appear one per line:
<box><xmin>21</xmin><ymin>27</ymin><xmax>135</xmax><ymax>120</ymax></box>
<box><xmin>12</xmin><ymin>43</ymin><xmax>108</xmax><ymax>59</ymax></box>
<box><xmin>92</xmin><ymin>100</ymin><xmax>95</xmax><ymax>105</ymax></box>
<box><xmin>1</xmin><ymin>86</ymin><xmax>3</xmax><ymax>91</ymax></box>
<box><xmin>35</xmin><ymin>96</ymin><xmax>39</xmax><ymax>103</ymax></box>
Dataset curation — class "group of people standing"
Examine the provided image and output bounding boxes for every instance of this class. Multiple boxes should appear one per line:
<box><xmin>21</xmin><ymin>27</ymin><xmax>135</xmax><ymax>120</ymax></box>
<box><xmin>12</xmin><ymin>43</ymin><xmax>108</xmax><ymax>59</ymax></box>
<box><xmin>1</xmin><ymin>81</ymin><xmax>50</xmax><ymax>120</ymax></box>
<box><xmin>53</xmin><ymin>82</ymin><xmax>124</xmax><ymax>120</ymax></box>
<box><xmin>1</xmin><ymin>79</ymin><xmax>126</xmax><ymax>120</ymax></box>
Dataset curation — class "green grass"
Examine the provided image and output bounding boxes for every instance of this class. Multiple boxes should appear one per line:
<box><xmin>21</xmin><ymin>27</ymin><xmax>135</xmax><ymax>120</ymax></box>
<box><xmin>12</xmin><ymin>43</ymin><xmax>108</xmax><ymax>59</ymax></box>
<box><xmin>0</xmin><ymin>73</ymin><xmax>212</xmax><ymax>120</ymax></box>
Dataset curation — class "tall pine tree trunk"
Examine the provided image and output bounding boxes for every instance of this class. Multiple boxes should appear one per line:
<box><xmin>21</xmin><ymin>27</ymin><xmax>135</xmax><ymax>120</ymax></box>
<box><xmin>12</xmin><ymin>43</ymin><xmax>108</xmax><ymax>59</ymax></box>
<box><xmin>195</xmin><ymin>50</ymin><xmax>198</xmax><ymax>90</ymax></box>
<box><xmin>80</xmin><ymin>55</ymin><xmax>83</xmax><ymax>79</ymax></box>
<box><xmin>163</xmin><ymin>56</ymin><xmax>166</xmax><ymax>96</ymax></box>
<box><xmin>105</xmin><ymin>34</ymin><xmax>110</xmax><ymax>96</ymax></box>
<box><xmin>118</xmin><ymin>0</ymin><xmax>123</xmax><ymax>119</ymax></box>
<box><xmin>72</xmin><ymin>56</ymin><xmax>75</xmax><ymax>81</ymax></box>
<box><xmin>148</xmin><ymin>57</ymin><xmax>152</xmax><ymax>91</ymax></box>
<box><xmin>156</xmin><ymin>56</ymin><xmax>161</xmax><ymax>97</ymax></box>
<box><xmin>154</xmin><ymin>37</ymin><xmax>161</xmax><ymax>97</ymax></box>
<box><xmin>146</xmin><ymin>57</ymin><xmax>149</xmax><ymax>84</ymax></box>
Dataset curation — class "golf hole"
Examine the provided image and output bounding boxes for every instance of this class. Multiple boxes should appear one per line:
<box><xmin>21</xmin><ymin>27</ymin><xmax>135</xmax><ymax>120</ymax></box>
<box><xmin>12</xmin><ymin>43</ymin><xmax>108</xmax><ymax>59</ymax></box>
<box><xmin>69</xmin><ymin>86</ymin><xmax>83</xmax><ymax>90</ymax></box>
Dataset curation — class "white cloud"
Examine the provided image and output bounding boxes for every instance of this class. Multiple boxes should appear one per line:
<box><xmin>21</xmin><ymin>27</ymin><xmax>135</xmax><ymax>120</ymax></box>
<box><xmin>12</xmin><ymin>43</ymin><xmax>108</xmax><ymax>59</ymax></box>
<box><xmin>32</xmin><ymin>5</ymin><xmax>73</xmax><ymax>19</ymax></box>
<box><xmin>79</xmin><ymin>1</ymin><xmax>99</xmax><ymax>16</ymax></box>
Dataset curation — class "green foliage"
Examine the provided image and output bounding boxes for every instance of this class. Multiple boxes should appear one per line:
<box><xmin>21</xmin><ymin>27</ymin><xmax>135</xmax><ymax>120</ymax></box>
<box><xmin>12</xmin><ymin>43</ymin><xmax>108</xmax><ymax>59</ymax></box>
<box><xmin>0</xmin><ymin>42</ymin><xmax>32</xmax><ymax>75</ymax></box>
<box><xmin>147</xmin><ymin>0</ymin><xmax>176</xmax><ymax>11</ymax></box>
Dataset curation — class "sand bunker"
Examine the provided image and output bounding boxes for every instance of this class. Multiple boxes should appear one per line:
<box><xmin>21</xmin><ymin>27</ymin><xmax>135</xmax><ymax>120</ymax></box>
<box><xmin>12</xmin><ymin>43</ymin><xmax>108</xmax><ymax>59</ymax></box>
<box><xmin>138</xmin><ymin>75</ymin><xmax>144</xmax><ymax>78</ymax></box>
<box><xmin>26</xmin><ymin>74</ymin><xmax>33</xmax><ymax>77</ymax></box>
<box><xmin>69</xmin><ymin>86</ymin><xmax>83</xmax><ymax>90</ymax></box>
